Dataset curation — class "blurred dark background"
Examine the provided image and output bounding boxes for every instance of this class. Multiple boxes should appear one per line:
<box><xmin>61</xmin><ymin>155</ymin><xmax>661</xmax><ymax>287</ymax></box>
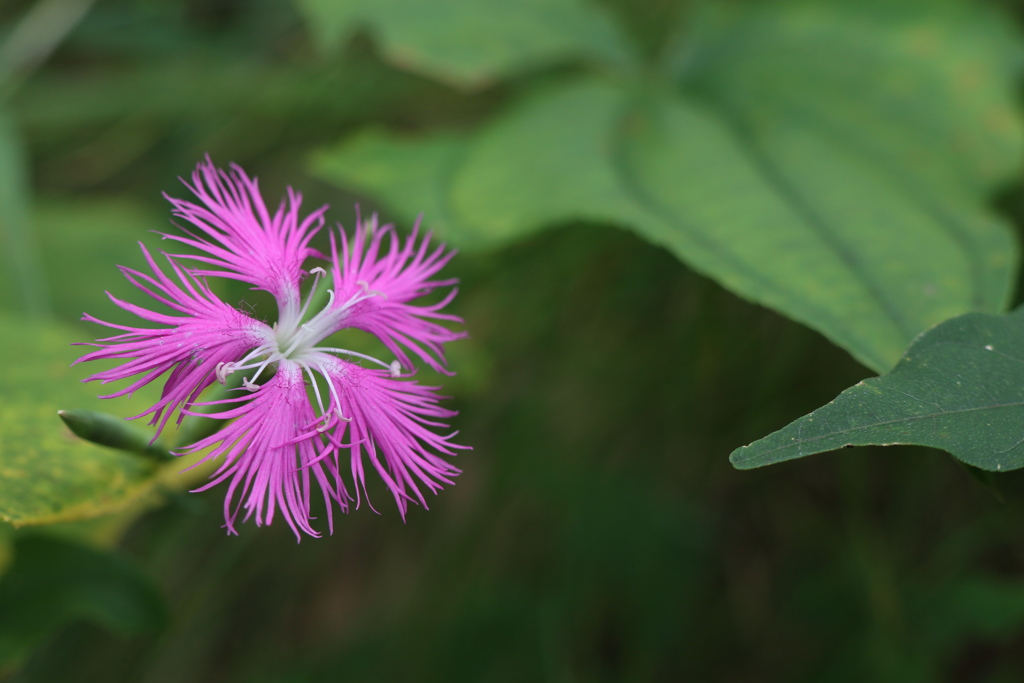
<box><xmin>4</xmin><ymin>0</ymin><xmax>1024</xmax><ymax>681</ymax></box>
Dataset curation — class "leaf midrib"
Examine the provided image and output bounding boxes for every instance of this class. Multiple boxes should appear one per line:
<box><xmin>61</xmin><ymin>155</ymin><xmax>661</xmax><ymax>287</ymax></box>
<box><xmin>732</xmin><ymin>396</ymin><xmax>1024</xmax><ymax>463</ymax></box>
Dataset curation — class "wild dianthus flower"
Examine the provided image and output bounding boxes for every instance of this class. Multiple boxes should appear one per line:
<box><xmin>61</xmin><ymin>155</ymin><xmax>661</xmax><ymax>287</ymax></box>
<box><xmin>75</xmin><ymin>158</ymin><xmax>467</xmax><ymax>538</ymax></box>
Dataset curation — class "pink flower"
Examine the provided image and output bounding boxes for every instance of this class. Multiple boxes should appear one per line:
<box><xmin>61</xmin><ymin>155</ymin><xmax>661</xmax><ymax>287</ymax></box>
<box><xmin>76</xmin><ymin>158</ymin><xmax>467</xmax><ymax>538</ymax></box>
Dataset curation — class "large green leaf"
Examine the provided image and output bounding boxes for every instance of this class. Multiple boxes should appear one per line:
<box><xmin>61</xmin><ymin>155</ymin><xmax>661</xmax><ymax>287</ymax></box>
<box><xmin>621</xmin><ymin>92</ymin><xmax>1006</xmax><ymax>372</ymax></box>
<box><xmin>0</xmin><ymin>534</ymin><xmax>166</xmax><ymax>672</ymax></box>
<box><xmin>690</xmin><ymin>0</ymin><xmax>1020</xmax><ymax>194</ymax></box>
<box><xmin>0</xmin><ymin>312</ymin><xmax>164</xmax><ymax>526</ymax></box>
<box><xmin>295</xmin><ymin>0</ymin><xmax>632</xmax><ymax>88</ymax></box>
<box><xmin>730</xmin><ymin>306</ymin><xmax>1024</xmax><ymax>471</ymax></box>
<box><xmin>312</xmin><ymin>0</ymin><xmax>1021</xmax><ymax>372</ymax></box>
<box><xmin>686</xmin><ymin>0</ymin><xmax>1020</xmax><ymax>315</ymax></box>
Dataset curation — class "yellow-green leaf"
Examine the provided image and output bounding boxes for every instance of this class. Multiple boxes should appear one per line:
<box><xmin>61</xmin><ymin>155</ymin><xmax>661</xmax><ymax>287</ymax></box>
<box><xmin>0</xmin><ymin>313</ymin><xmax>163</xmax><ymax>526</ymax></box>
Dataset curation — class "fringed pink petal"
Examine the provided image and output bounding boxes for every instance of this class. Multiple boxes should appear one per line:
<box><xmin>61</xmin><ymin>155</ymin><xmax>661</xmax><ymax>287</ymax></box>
<box><xmin>181</xmin><ymin>362</ymin><xmax>352</xmax><ymax>540</ymax></box>
<box><xmin>327</xmin><ymin>213</ymin><xmax>466</xmax><ymax>374</ymax></box>
<box><xmin>161</xmin><ymin>155</ymin><xmax>327</xmax><ymax>313</ymax></box>
<box><xmin>315</xmin><ymin>357</ymin><xmax>467</xmax><ymax>518</ymax></box>
<box><xmin>75</xmin><ymin>244</ymin><xmax>271</xmax><ymax>439</ymax></box>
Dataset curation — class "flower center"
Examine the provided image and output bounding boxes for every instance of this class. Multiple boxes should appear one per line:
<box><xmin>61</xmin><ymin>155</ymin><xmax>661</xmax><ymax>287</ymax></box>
<box><xmin>214</xmin><ymin>267</ymin><xmax>400</xmax><ymax>394</ymax></box>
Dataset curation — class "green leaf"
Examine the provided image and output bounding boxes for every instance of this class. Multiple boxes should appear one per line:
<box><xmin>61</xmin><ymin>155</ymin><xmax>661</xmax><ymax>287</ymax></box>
<box><xmin>690</xmin><ymin>0</ymin><xmax>1021</xmax><ymax>195</ymax></box>
<box><xmin>0</xmin><ymin>534</ymin><xmax>166</xmax><ymax>672</ymax></box>
<box><xmin>314</xmin><ymin>0</ymin><xmax>1022</xmax><ymax>372</ymax></box>
<box><xmin>0</xmin><ymin>312</ymin><xmax>164</xmax><ymax>526</ymax></box>
<box><xmin>686</xmin><ymin>0</ymin><xmax>1020</xmax><ymax>316</ymax></box>
<box><xmin>621</xmin><ymin>91</ymin><xmax>1011</xmax><ymax>372</ymax></box>
<box><xmin>311</xmin><ymin>129</ymin><xmax>476</xmax><ymax>244</ymax></box>
<box><xmin>294</xmin><ymin>0</ymin><xmax>632</xmax><ymax>88</ymax></box>
<box><xmin>448</xmin><ymin>81</ymin><xmax>649</xmax><ymax>244</ymax></box>
<box><xmin>730</xmin><ymin>306</ymin><xmax>1024</xmax><ymax>471</ymax></box>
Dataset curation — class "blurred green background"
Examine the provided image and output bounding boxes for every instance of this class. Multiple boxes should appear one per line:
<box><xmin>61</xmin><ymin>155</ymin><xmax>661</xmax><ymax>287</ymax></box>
<box><xmin>4</xmin><ymin>0</ymin><xmax>1024</xmax><ymax>681</ymax></box>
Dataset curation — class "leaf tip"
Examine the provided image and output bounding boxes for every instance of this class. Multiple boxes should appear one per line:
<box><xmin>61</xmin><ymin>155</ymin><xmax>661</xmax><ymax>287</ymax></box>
<box><xmin>728</xmin><ymin>446</ymin><xmax>755</xmax><ymax>470</ymax></box>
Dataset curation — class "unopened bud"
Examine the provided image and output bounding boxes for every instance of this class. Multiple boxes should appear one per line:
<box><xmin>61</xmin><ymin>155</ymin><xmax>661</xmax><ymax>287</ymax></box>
<box><xmin>57</xmin><ymin>409</ymin><xmax>174</xmax><ymax>461</ymax></box>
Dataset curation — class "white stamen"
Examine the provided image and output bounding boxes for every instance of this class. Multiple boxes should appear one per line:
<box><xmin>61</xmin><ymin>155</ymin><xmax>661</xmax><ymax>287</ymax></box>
<box><xmin>321</xmin><ymin>370</ymin><xmax>348</xmax><ymax>421</ymax></box>
<box><xmin>241</xmin><ymin>356</ymin><xmax>275</xmax><ymax>387</ymax></box>
<box><xmin>293</xmin><ymin>267</ymin><xmax>329</xmax><ymax>327</ymax></box>
<box><xmin>314</xmin><ymin>347</ymin><xmax>396</xmax><ymax>371</ymax></box>
<box><xmin>247</xmin><ymin>263</ymin><xmax>416</xmax><ymax>436</ymax></box>
<box><xmin>216</xmin><ymin>361</ymin><xmax>234</xmax><ymax>384</ymax></box>
<box><xmin>355</xmin><ymin>280</ymin><xmax>387</xmax><ymax>300</ymax></box>
<box><xmin>314</xmin><ymin>408</ymin><xmax>333</xmax><ymax>432</ymax></box>
<box><xmin>299</xmin><ymin>362</ymin><xmax>329</xmax><ymax>417</ymax></box>
<box><xmin>298</xmin><ymin>360</ymin><xmax>353</xmax><ymax>426</ymax></box>
<box><xmin>280</xmin><ymin>324</ymin><xmax>311</xmax><ymax>358</ymax></box>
